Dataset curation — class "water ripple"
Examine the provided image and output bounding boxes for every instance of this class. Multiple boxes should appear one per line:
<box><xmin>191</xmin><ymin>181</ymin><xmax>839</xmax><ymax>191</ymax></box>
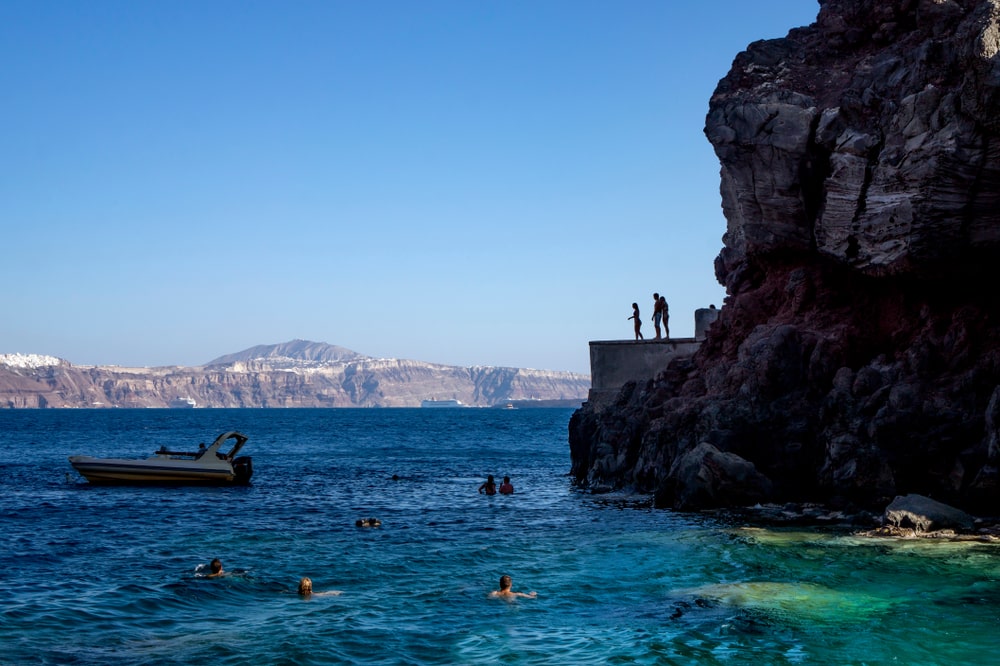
<box><xmin>3</xmin><ymin>409</ymin><xmax>1000</xmax><ymax>664</ymax></box>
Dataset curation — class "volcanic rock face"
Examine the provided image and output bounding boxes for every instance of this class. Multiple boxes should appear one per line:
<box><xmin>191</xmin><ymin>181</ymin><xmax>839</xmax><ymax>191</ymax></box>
<box><xmin>570</xmin><ymin>0</ymin><xmax>1000</xmax><ymax>513</ymax></box>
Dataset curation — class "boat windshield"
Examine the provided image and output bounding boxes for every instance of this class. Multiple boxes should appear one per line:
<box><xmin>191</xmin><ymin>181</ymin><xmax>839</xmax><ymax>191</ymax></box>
<box><xmin>153</xmin><ymin>432</ymin><xmax>247</xmax><ymax>460</ymax></box>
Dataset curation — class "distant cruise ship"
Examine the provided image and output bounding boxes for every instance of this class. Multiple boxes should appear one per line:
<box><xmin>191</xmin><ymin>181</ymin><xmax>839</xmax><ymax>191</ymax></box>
<box><xmin>169</xmin><ymin>397</ymin><xmax>197</xmax><ymax>409</ymax></box>
<box><xmin>420</xmin><ymin>399</ymin><xmax>466</xmax><ymax>408</ymax></box>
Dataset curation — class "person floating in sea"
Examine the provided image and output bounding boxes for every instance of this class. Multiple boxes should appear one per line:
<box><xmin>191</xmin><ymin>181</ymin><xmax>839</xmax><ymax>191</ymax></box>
<box><xmin>499</xmin><ymin>476</ymin><xmax>514</xmax><ymax>494</ymax></box>
<box><xmin>628</xmin><ymin>303</ymin><xmax>644</xmax><ymax>341</ymax></box>
<box><xmin>207</xmin><ymin>558</ymin><xmax>225</xmax><ymax>578</ymax></box>
<box><xmin>478</xmin><ymin>475</ymin><xmax>497</xmax><ymax>495</ymax></box>
<box><xmin>652</xmin><ymin>292</ymin><xmax>664</xmax><ymax>340</ymax></box>
<box><xmin>298</xmin><ymin>577</ymin><xmax>342</xmax><ymax>597</ymax></box>
<box><xmin>489</xmin><ymin>575</ymin><xmax>536</xmax><ymax>600</ymax></box>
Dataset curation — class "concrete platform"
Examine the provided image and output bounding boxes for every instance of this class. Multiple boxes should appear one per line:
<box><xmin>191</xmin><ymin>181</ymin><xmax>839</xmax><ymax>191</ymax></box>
<box><xmin>587</xmin><ymin>338</ymin><xmax>701</xmax><ymax>408</ymax></box>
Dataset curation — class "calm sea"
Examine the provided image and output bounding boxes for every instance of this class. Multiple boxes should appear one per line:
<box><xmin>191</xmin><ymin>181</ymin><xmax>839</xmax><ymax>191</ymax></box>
<box><xmin>1</xmin><ymin>408</ymin><xmax>999</xmax><ymax>665</ymax></box>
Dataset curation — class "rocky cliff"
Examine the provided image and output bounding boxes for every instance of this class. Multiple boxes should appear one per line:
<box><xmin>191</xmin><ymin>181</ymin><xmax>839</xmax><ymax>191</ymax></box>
<box><xmin>0</xmin><ymin>342</ymin><xmax>588</xmax><ymax>408</ymax></box>
<box><xmin>570</xmin><ymin>0</ymin><xmax>1000</xmax><ymax>514</ymax></box>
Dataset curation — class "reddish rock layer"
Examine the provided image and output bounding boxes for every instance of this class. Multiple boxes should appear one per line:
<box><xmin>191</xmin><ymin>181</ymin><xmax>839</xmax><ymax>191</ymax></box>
<box><xmin>570</xmin><ymin>0</ymin><xmax>1000</xmax><ymax>513</ymax></box>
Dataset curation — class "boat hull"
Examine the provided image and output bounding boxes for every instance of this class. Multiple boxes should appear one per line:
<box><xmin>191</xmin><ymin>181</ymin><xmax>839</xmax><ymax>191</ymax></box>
<box><xmin>68</xmin><ymin>431</ymin><xmax>253</xmax><ymax>485</ymax></box>
<box><xmin>69</xmin><ymin>456</ymin><xmax>252</xmax><ymax>485</ymax></box>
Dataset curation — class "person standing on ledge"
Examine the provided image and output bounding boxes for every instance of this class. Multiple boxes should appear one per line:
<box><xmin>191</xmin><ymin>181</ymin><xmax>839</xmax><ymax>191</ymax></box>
<box><xmin>659</xmin><ymin>294</ymin><xmax>669</xmax><ymax>339</ymax></box>
<box><xmin>652</xmin><ymin>292</ymin><xmax>664</xmax><ymax>340</ymax></box>
<box><xmin>628</xmin><ymin>303</ymin><xmax>643</xmax><ymax>341</ymax></box>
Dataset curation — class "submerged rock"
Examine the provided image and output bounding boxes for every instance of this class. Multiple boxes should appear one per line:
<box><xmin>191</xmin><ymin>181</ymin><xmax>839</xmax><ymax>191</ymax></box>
<box><xmin>675</xmin><ymin>581</ymin><xmax>894</xmax><ymax>622</ymax></box>
<box><xmin>571</xmin><ymin>0</ymin><xmax>1000</xmax><ymax>514</ymax></box>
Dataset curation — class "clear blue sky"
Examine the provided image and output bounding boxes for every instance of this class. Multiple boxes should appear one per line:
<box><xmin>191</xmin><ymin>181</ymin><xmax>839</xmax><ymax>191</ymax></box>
<box><xmin>1</xmin><ymin>1</ymin><xmax>819</xmax><ymax>374</ymax></box>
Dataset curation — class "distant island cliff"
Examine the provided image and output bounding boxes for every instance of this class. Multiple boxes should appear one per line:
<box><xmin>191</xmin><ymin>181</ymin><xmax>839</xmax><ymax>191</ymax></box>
<box><xmin>570</xmin><ymin>0</ymin><xmax>1000</xmax><ymax>514</ymax></box>
<box><xmin>0</xmin><ymin>340</ymin><xmax>588</xmax><ymax>408</ymax></box>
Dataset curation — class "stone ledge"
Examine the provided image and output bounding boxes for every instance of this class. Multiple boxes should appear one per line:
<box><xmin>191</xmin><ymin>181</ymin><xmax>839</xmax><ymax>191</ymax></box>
<box><xmin>587</xmin><ymin>338</ymin><xmax>701</xmax><ymax>408</ymax></box>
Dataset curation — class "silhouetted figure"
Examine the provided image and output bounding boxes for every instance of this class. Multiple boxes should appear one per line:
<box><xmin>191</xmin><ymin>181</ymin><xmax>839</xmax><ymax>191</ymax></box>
<box><xmin>652</xmin><ymin>293</ymin><xmax>664</xmax><ymax>339</ymax></box>
<box><xmin>659</xmin><ymin>295</ymin><xmax>669</xmax><ymax>338</ymax></box>
<box><xmin>628</xmin><ymin>303</ymin><xmax>643</xmax><ymax>341</ymax></box>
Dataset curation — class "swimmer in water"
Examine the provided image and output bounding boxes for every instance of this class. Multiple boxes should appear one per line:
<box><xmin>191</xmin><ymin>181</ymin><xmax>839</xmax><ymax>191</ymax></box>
<box><xmin>298</xmin><ymin>577</ymin><xmax>342</xmax><ymax>597</ymax></box>
<box><xmin>206</xmin><ymin>558</ymin><xmax>225</xmax><ymax>578</ymax></box>
<box><xmin>499</xmin><ymin>476</ymin><xmax>514</xmax><ymax>494</ymax></box>
<box><xmin>489</xmin><ymin>575</ymin><xmax>536</xmax><ymax>600</ymax></box>
<box><xmin>478</xmin><ymin>475</ymin><xmax>496</xmax><ymax>495</ymax></box>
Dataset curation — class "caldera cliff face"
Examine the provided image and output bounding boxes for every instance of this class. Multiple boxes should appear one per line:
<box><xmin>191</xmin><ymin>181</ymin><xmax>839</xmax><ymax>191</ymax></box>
<box><xmin>570</xmin><ymin>0</ymin><xmax>1000</xmax><ymax>513</ymax></box>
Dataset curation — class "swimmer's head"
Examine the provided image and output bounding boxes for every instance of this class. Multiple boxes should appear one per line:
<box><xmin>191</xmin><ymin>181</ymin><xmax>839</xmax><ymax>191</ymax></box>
<box><xmin>499</xmin><ymin>575</ymin><xmax>512</xmax><ymax>591</ymax></box>
<box><xmin>210</xmin><ymin>558</ymin><xmax>223</xmax><ymax>575</ymax></box>
<box><xmin>298</xmin><ymin>577</ymin><xmax>313</xmax><ymax>595</ymax></box>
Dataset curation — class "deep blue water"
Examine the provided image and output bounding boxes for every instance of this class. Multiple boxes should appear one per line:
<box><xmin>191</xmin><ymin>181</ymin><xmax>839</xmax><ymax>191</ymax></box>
<box><xmin>2</xmin><ymin>408</ymin><xmax>1000</xmax><ymax>665</ymax></box>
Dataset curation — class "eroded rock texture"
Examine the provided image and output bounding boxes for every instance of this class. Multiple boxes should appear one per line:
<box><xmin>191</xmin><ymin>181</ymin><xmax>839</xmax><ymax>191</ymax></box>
<box><xmin>570</xmin><ymin>0</ymin><xmax>1000</xmax><ymax>513</ymax></box>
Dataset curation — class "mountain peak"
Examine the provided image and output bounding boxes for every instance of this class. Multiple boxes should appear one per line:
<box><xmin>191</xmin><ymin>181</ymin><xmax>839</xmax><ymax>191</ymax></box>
<box><xmin>206</xmin><ymin>340</ymin><xmax>366</xmax><ymax>366</ymax></box>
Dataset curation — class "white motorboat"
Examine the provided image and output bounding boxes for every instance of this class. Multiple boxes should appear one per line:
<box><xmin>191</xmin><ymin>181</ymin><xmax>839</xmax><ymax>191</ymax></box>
<box><xmin>69</xmin><ymin>431</ymin><xmax>253</xmax><ymax>485</ymax></box>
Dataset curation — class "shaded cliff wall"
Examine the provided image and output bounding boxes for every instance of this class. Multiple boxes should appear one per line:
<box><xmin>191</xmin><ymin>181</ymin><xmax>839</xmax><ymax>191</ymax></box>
<box><xmin>570</xmin><ymin>0</ymin><xmax>1000</xmax><ymax>513</ymax></box>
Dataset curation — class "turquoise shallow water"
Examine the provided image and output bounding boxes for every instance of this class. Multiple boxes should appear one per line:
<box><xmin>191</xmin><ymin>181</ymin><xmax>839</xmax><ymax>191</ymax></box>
<box><xmin>2</xmin><ymin>408</ymin><xmax>999</xmax><ymax>665</ymax></box>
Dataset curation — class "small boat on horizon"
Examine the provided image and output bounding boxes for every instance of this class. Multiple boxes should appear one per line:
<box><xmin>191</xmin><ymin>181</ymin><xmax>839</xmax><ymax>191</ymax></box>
<box><xmin>168</xmin><ymin>397</ymin><xmax>197</xmax><ymax>408</ymax></box>
<box><xmin>68</xmin><ymin>431</ymin><xmax>253</xmax><ymax>485</ymax></box>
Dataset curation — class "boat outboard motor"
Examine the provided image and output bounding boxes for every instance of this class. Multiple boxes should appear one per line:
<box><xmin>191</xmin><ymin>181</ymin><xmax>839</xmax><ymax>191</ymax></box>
<box><xmin>233</xmin><ymin>456</ymin><xmax>253</xmax><ymax>483</ymax></box>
